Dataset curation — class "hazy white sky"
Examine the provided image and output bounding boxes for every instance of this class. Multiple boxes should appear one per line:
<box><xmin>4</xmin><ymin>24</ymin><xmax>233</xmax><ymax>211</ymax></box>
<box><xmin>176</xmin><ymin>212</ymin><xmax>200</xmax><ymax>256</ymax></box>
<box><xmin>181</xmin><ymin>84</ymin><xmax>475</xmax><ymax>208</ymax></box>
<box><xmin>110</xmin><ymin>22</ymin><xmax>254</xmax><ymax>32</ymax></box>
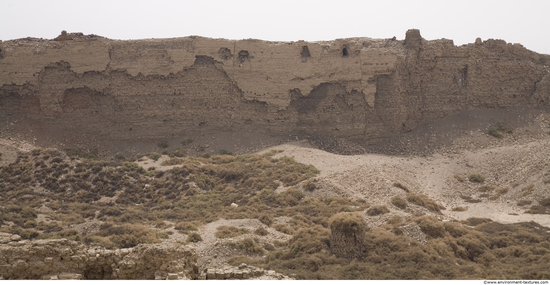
<box><xmin>1</xmin><ymin>0</ymin><xmax>549</xmax><ymax>54</ymax></box>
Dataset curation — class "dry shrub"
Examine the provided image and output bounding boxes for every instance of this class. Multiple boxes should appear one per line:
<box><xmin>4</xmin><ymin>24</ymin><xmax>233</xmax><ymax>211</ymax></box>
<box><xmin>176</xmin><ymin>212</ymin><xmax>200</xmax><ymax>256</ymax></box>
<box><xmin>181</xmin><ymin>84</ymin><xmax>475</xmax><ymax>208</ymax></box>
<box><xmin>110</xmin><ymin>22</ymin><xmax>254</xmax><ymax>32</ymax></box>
<box><xmin>452</xmin><ymin>206</ymin><xmax>468</xmax><ymax>212</ymax></box>
<box><xmin>174</xmin><ymin>222</ymin><xmax>198</xmax><ymax>234</ymax></box>
<box><xmin>160</xmin><ymin>158</ymin><xmax>184</xmax><ymax>166</ymax></box>
<box><xmin>540</xmin><ymin>197</ymin><xmax>550</xmax><ymax>207</ymax></box>
<box><xmin>95</xmin><ymin>224</ymin><xmax>159</xmax><ymax>248</ymax></box>
<box><xmin>478</xmin><ymin>185</ymin><xmax>495</xmax><ymax>192</ymax></box>
<box><xmin>186</xmin><ymin>232</ymin><xmax>202</xmax><ymax>243</ymax></box>
<box><xmin>392</xmin><ymin>182</ymin><xmax>409</xmax><ymax>193</ymax></box>
<box><xmin>367</xmin><ymin>205</ymin><xmax>390</xmax><ymax>216</ymax></box>
<box><xmin>468</xmin><ymin>174</ymin><xmax>485</xmax><ymax>183</ymax></box>
<box><xmin>254</xmin><ymin>227</ymin><xmax>269</xmax><ymax>236</ymax></box>
<box><xmin>277</xmin><ymin>187</ymin><xmax>304</xmax><ymax>206</ymax></box>
<box><xmin>303</xmin><ymin>181</ymin><xmax>316</xmax><ymax>192</ymax></box>
<box><xmin>457</xmin><ymin>234</ymin><xmax>488</xmax><ymax>261</ymax></box>
<box><xmin>454</xmin><ymin>174</ymin><xmax>465</xmax><ymax>182</ymax></box>
<box><xmin>519</xmin><ymin>184</ymin><xmax>535</xmax><ymax>198</ymax></box>
<box><xmin>464</xmin><ymin>217</ymin><xmax>492</xmax><ymax>227</ymax></box>
<box><xmin>329</xmin><ymin>212</ymin><xmax>367</xmax><ymax>259</ymax></box>
<box><xmin>406</xmin><ymin>193</ymin><xmax>445</xmax><ymax>212</ymax></box>
<box><xmin>443</xmin><ymin>222</ymin><xmax>468</xmax><ymax>238</ymax></box>
<box><xmin>259</xmin><ymin>214</ymin><xmax>274</xmax><ymax>226</ymax></box>
<box><xmin>273</xmin><ymin>224</ymin><xmax>293</xmax><ymax>235</ymax></box>
<box><xmin>290</xmin><ymin>225</ymin><xmax>331</xmax><ymax>255</ymax></box>
<box><xmin>460</xmin><ymin>195</ymin><xmax>482</xmax><ymax>203</ymax></box>
<box><xmin>391</xmin><ymin>196</ymin><xmax>407</xmax><ymax>209</ymax></box>
<box><xmin>231</xmin><ymin>238</ymin><xmax>264</xmax><ymax>255</ymax></box>
<box><xmin>147</xmin><ymin>152</ymin><xmax>162</xmax><ymax>161</ymax></box>
<box><xmin>387</xmin><ymin>215</ymin><xmax>403</xmax><ymax>225</ymax></box>
<box><xmin>414</xmin><ymin>216</ymin><xmax>446</xmax><ymax>238</ymax></box>
<box><xmin>215</xmin><ymin>226</ymin><xmax>249</xmax><ymax>239</ymax></box>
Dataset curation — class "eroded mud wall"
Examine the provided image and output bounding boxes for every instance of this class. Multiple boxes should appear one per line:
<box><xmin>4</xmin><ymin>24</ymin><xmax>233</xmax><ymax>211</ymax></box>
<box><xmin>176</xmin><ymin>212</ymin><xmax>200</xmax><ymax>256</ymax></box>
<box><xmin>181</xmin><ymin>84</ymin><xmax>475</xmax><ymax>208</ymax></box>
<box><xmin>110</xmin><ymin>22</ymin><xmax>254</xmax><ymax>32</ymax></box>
<box><xmin>1</xmin><ymin>30</ymin><xmax>549</xmax><ymax>146</ymax></box>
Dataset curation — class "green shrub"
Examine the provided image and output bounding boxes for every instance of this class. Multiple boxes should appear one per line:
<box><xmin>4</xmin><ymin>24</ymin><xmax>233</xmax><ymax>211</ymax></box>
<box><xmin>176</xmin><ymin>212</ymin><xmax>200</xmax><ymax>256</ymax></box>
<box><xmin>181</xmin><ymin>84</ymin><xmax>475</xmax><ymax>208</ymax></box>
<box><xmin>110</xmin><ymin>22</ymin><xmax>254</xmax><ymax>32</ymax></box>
<box><xmin>485</xmin><ymin>122</ymin><xmax>513</xmax><ymax>138</ymax></box>
<box><xmin>181</xmin><ymin>138</ymin><xmax>194</xmax><ymax>146</ymax></box>
<box><xmin>114</xmin><ymin>154</ymin><xmax>125</xmax><ymax>161</ymax></box>
<box><xmin>148</xmin><ymin>152</ymin><xmax>162</xmax><ymax>161</ymax></box>
<box><xmin>157</xmin><ymin>141</ymin><xmax>169</xmax><ymax>149</ymax></box>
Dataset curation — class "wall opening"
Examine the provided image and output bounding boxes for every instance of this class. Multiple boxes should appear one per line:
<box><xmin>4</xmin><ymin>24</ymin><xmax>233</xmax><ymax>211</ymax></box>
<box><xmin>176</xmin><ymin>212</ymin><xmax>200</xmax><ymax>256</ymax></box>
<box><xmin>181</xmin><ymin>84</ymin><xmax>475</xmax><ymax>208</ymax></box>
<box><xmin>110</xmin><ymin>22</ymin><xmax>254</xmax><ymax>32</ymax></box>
<box><xmin>238</xmin><ymin>50</ymin><xmax>249</xmax><ymax>63</ymax></box>
<box><xmin>459</xmin><ymin>65</ymin><xmax>468</xmax><ymax>87</ymax></box>
<box><xmin>218</xmin><ymin>48</ymin><xmax>233</xmax><ymax>61</ymax></box>
<box><xmin>342</xmin><ymin>47</ymin><xmax>349</xmax><ymax>57</ymax></box>
<box><xmin>301</xmin><ymin>46</ymin><xmax>311</xmax><ymax>58</ymax></box>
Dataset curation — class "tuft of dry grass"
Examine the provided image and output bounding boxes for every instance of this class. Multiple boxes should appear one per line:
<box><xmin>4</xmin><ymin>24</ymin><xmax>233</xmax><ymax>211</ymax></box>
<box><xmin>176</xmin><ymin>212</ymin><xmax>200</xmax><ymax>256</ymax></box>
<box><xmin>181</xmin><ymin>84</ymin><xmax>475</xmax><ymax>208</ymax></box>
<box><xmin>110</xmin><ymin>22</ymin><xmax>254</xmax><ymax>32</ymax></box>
<box><xmin>367</xmin><ymin>205</ymin><xmax>390</xmax><ymax>216</ymax></box>
<box><xmin>519</xmin><ymin>184</ymin><xmax>535</xmax><ymax>198</ymax></box>
<box><xmin>392</xmin><ymin>182</ymin><xmax>410</xmax><ymax>193</ymax></box>
<box><xmin>468</xmin><ymin>174</ymin><xmax>485</xmax><ymax>183</ymax></box>
<box><xmin>452</xmin><ymin>206</ymin><xmax>468</xmax><ymax>212</ymax></box>
<box><xmin>215</xmin><ymin>226</ymin><xmax>249</xmax><ymax>239</ymax></box>
<box><xmin>406</xmin><ymin>193</ymin><xmax>445</xmax><ymax>212</ymax></box>
<box><xmin>391</xmin><ymin>196</ymin><xmax>408</xmax><ymax>209</ymax></box>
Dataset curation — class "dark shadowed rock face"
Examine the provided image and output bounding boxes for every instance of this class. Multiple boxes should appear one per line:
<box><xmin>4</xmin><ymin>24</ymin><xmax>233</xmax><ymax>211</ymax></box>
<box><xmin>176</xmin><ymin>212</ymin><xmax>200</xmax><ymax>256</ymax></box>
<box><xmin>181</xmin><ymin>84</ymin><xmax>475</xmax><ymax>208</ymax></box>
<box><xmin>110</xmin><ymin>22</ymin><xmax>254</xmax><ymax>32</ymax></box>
<box><xmin>1</xmin><ymin>30</ymin><xmax>549</xmax><ymax>152</ymax></box>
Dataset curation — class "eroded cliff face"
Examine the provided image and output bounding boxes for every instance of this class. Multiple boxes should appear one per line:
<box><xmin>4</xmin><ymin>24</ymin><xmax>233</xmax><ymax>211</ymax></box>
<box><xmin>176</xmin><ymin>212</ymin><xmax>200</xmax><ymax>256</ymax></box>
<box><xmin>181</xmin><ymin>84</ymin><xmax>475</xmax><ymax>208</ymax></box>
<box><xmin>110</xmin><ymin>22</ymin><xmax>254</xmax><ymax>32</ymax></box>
<box><xmin>1</xmin><ymin>30</ymin><xmax>549</xmax><ymax>148</ymax></box>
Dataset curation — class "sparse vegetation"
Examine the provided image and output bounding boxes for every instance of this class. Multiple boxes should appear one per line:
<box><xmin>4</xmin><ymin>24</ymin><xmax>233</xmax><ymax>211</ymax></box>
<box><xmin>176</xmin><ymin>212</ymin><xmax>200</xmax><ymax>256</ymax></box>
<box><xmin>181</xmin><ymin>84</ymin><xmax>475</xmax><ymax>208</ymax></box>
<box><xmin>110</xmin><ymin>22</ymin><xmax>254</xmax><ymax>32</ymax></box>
<box><xmin>468</xmin><ymin>173</ymin><xmax>485</xmax><ymax>183</ymax></box>
<box><xmin>367</xmin><ymin>205</ymin><xmax>390</xmax><ymax>216</ymax></box>
<box><xmin>452</xmin><ymin>206</ymin><xmax>468</xmax><ymax>212</ymax></box>
<box><xmin>157</xmin><ymin>141</ymin><xmax>169</xmax><ymax>149</ymax></box>
<box><xmin>485</xmin><ymin>122</ymin><xmax>513</xmax><ymax>138</ymax></box>
<box><xmin>517</xmin><ymin>200</ymin><xmax>532</xmax><ymax>206</ymax></box>
<box><xmin>147</xmin><ymin>152</ymin><xmax>162</xmax><ymax>161</ymax></box>
<box><xmin>454</xmin><ymin>174</ymin><xmax>465</xmax><ymax>182</ymax></box>
<box><xmin>181</xmin><ymin>138</ymin><xmax>194</xmax><ymax>146</ymax></box>
<box><xmin>215</xmin><ymin>226</ymin><xmax>249</xmax><ymax>239</ymax></box>
<box><xmin>519</xmin><ymin>184</ymin><xmax>535</xmax><ymax>198</ymax></box>
<box><xmin>392</xmin><ymin>182</ymin><xmax>410</xmax><ymax>192</ymax></box>
<box><xmin>303</xmin><ymin>180</ymin><xmax>316</xmax><ymax>191</ymax></box>
<box><xmin>2</xmin><ymin>147</ymin><xmax>550</xmax><ymax>280</ymax></box>
<box><xmin>391</xmin><ymin>196</ymin><xmax>408</xmax><ymax>209</ymax></box>
<box><xmin>406</xmin><ymin>193</ymin><xmax>445</xmax><ymax>213</ymax></box>
<box><xmin>186</xmin><ymin>232</ymin><xmax>202</xmax><ymax>243</ymax></box>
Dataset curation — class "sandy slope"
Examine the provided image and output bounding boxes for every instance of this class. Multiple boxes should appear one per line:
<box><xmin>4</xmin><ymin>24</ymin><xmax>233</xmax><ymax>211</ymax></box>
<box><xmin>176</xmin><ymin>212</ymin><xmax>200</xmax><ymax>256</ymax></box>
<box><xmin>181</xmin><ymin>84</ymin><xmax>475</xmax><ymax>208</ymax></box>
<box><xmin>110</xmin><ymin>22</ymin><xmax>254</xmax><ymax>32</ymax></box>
<box><xmin>264</xmin><ymin>138</ymin><xmax>550</xmax><ymax>227</ymax></box>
